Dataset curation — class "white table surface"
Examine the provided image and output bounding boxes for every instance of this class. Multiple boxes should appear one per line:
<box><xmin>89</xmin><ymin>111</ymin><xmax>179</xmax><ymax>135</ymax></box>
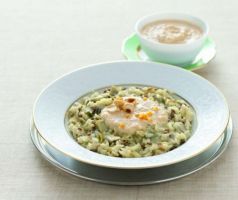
<box><xmin>0</xmin><ymin>0</ymin><xmax>237</xmax><ymax>199</ymax></box>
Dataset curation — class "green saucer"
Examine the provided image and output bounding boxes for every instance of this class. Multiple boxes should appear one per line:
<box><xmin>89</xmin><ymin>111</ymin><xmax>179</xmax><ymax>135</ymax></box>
<box><xmin>122</xmin><ymin>34</ymin><xmax>216</xmax><ymax>71</ymax></box>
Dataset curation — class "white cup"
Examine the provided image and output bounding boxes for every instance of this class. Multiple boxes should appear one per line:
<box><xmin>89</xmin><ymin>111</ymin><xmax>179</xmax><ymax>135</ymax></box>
<box><xmin>135</xmin><ymin>13</ymin><xmax>209</xmax><ymax>66</ymax></box>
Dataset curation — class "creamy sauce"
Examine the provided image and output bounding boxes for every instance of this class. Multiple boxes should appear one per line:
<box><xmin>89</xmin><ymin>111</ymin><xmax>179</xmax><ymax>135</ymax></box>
<box><xmin>141</xmin><ymin>20</ymin><xmax>203</xmax><ymax>44</ymax></box>
<box><xmin>101</xmin><ymin>96</ymin><xmax>168</xmax><ymax>134</ymax></box>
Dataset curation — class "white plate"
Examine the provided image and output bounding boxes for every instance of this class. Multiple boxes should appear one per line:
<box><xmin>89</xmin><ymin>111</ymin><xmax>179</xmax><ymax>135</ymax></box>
<box><xmin>33</xmin><ymin>61</ymin><xmax>229</xmax><ymax>169</ymax></box>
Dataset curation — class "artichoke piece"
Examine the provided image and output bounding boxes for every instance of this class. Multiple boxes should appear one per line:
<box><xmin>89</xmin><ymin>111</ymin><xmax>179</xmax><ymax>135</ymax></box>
<box><xmin>96</xmin><ymin>120</ymin><xmax>108</xmax><ymax>132</ymax></box>
<box><xmin>109</xmin><ymin>86</ymin><xmax>119</xmax><ymax>95</ymax></box>
<box><xmin>97</xmin><ymin>132</ymin><xmax>105</xmax><ymax>143</ymax></box>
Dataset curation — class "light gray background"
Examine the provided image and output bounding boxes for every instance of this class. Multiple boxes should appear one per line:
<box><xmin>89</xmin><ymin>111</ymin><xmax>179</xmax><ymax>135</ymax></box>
<box><xmin>0</xmin><ymin>0</ymin><xmax>237</xmax><ymax>199</ymax></box>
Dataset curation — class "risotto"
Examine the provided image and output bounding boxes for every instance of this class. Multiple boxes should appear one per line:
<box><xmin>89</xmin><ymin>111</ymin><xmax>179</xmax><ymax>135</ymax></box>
<box><xmin>66</xmin><ymin>86</ymin><xmax>194</xmax><ymax>158</ymax></box>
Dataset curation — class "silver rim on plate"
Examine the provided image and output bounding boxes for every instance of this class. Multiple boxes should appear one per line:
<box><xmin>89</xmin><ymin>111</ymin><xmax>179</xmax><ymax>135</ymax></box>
<box><xmin>30</xmin><ymin>118</ymin><xmax>232</xmax><ymax>185</ymax></box>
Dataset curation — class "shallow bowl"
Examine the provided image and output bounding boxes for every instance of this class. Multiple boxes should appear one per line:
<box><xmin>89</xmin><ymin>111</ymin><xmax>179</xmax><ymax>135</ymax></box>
<box><xmin>33</xmin><ymin>61</ymin><xmax>229</xmax><ymax>169</ymax></box>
